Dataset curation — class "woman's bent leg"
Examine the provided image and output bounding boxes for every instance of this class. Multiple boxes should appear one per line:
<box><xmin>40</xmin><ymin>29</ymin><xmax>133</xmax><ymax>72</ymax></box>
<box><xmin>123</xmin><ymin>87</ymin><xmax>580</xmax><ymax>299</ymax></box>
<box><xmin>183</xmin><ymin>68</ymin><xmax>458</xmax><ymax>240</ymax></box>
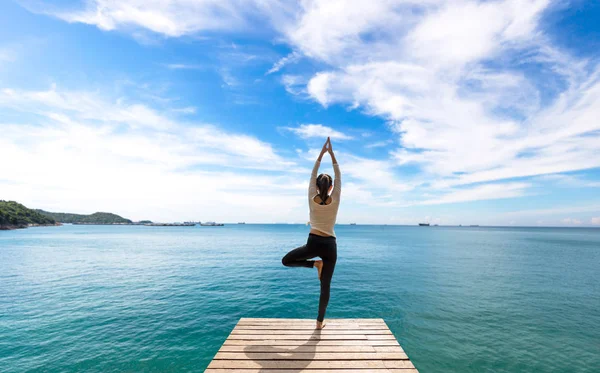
<box><xmin>282</xmin><ymin>244</ymin><xmax>316</xmax><ymax>268</ymax></box>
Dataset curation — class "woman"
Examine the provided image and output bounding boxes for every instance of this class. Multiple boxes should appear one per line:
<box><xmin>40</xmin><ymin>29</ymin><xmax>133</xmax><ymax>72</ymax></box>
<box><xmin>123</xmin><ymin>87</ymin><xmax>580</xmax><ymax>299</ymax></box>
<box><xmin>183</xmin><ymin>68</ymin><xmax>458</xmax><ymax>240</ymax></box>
<box><xmin>282</xmin><ymin>137</ymin><xmax>341</xmax><ymax>329</ymax></box>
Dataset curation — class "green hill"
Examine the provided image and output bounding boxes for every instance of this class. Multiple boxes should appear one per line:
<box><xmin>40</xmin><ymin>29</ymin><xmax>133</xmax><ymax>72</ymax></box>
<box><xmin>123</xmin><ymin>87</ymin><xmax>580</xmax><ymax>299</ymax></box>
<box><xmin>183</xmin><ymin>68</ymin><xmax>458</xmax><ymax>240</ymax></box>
<box><xmin>36</xmin><ymin>210</ymin><xmax>132</xmax><ymax>224</ymax></box>
<box><xmin>0</xmin><ymin>201</ymin><xmax>57</xmax><ymax>230</ymax></box>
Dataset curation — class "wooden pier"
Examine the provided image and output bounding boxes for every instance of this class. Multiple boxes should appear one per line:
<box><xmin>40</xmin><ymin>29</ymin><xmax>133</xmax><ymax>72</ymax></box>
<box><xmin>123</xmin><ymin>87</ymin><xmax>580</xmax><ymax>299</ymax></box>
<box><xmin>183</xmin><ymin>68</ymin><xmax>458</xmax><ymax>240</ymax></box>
<box><xmin>206</xmin><ymin>318</ymin><xmax>419</xmax><ymax>372</ymax></box>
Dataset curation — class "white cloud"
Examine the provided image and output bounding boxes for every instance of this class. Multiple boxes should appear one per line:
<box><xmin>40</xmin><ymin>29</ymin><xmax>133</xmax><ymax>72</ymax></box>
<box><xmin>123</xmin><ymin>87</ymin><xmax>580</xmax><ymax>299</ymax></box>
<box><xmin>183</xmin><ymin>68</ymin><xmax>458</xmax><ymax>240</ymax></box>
<box><xmin>218</xmin><ymin>68</ymin><xmax>240</xmax><ymax>87</ymax></box>
<box><xmin>164</xmin><ymin>63</ymin><xmax>204</xmax><ymax>70</ymax></box>
<box><xmin>536</xmin><ymin>174</ymin><xmax>600</xmax><ymax>188</ymax></box>
<box><xmin>171</xmin><ymin>106</ymin><xmax>197</xmax><ymax>114</ymax></box>
<box><xmin>306</xmin><ymin>72</ymin><xmax>332</xmax><ymax>106</ymax></box>
<box><xmin>280</xmin><ymin>0</ymin><xmax>600</xmax><ymax>189</ymax></box>
<box><xmin>0</xmin><ymin>86</ymin><xmax>296</xmax><ymax>171</ymax></box>
<box><xmin>365</xmin><ymin>140</ymin><xmax>393</xmax><ymax>149</ymax></box>
<box><xmin>502</xmin><ymin>204</ymin><xmax>600</xmax><ymax>218</ymax></box>
<box><xmin>0</xmin><ymin>85</ymin><xmax>307</xmax><ymax>221</ymax></box>
<box><xmin>591</xmin><ymin>217</ymin><xmax>600</xmax><ymax>225</ymax></box>
<box><xmin>36</xmin><ymin>0</ymin><xmax>289</xmax><ymax>37</ymax></box>
<box><xmin>561</xmin><ymin>218</ymin><xmax>582</xmax><ymax>225</ymax></box>
<box><xmin>0</xmin><ymin>85</ymin><xmax>179</xmax><ymax>130</ymax></box>
<box><xmin>417</xmin><ymin>182</ymin><xmax>530</xmax><ymax>206</ymax></box>
<box><xmin>341</xmin><ymin>154</ymin><xmax>414</xmax><ymax>194</ymax></box>
<box><xmin>282</xmin><ymin>0</ymin><xmax>420</xmax><ymax>64</ymax></box>
<box><xmin>405</xmin><ymin>0</ymin><xmax>548</xmax><ymax>66</ymax></box>
<box><xmin>285</xmin><ymin>124</ymin><xmax>353</xmax><ymax>140</ymax></box>
<box><xmin>266</xmin><ymin>51</ymin><xmax>301</xmax><ymax>75</ymax></box>
<box><xmin>281</xmin><ymin>74</ymin><xmax>308</xmax><ymax>96</ymax></box>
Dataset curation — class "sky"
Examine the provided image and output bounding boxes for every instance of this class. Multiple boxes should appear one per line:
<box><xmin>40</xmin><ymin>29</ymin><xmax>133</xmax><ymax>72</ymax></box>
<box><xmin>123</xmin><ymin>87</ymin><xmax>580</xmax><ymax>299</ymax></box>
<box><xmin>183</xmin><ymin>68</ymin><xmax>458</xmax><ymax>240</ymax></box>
<box><xmin>0</xmin><ymin>0</ymin><xmax>599</xmax><ymax>226</ymax></box>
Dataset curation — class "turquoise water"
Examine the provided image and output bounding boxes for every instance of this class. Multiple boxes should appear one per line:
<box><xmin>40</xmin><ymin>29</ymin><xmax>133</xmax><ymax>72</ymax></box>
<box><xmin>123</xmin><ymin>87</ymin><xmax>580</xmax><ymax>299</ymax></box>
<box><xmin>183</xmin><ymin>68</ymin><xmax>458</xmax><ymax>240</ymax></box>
<box><xmin>1</xmin><ymin>224</ymin><xmax>599</xmax><ymax>372</ymax></box>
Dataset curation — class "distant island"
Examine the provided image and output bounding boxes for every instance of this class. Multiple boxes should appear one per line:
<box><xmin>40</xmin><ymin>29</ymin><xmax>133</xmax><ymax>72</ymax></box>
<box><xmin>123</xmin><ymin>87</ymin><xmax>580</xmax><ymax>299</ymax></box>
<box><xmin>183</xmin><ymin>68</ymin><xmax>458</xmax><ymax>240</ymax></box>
<box><xmin>36</xmin><ymin>210</ymin><xmax>132</xmax><ymax>225</ymax></box>
<box><xmin>0</xmin><ymin>200</ymin><xmax>138</xmax><ymax>230</ymax></box>
<box><xmin>0</xmin><ymin>200</ymin><xmax>59</xmax><ymax>230</ymax></box>
<box><xmin>2</xmin><ymin>200</ymin><xmax>227</xmax><ymax>230</ymax></box>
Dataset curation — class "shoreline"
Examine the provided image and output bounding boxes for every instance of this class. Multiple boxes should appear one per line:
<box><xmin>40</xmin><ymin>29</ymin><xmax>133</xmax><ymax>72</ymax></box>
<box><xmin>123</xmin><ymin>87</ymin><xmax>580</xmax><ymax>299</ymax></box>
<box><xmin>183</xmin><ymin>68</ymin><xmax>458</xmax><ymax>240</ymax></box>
<box><xmin>0</xmin><ymin>223</ymin><xmax>62</xmax><ymax>231</ymax></box>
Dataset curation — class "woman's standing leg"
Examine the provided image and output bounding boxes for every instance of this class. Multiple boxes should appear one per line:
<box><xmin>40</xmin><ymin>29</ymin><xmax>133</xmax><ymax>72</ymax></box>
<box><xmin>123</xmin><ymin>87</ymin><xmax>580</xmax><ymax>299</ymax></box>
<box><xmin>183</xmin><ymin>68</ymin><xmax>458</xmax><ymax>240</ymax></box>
<box><xmin>317</xmin><ymin>240</ymin><xmax>337</xmax><ymax>322</ymax></box>
<box><xmin>282</xmin><ymin>243</ymin><xmax>317</xmax><ymax>268</ymax></box>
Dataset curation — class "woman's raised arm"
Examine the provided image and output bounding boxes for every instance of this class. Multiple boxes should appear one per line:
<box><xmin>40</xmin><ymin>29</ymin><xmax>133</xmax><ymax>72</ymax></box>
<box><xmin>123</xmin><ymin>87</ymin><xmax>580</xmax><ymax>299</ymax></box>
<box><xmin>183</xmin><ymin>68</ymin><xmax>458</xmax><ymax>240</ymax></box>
<box><xmin>309</xmin><ymin>138</ymin><xmax>330</xmax><ymax>199</ymax></box>
<box><xmin>328</xmin><ymin>140</ymin><xmax>341</xmax><ymax>197</ymax></box>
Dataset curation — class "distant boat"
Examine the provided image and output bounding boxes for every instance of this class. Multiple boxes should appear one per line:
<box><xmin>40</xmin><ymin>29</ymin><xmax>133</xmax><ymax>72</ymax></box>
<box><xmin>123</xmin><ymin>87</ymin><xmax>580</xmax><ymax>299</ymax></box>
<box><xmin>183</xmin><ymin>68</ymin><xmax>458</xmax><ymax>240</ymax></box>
<box><xmin>418</xmin><ymin>223</ymin><xmax>430</xmax><ymax>226</ymax></box>
<box><xmin>200</xmin><ymin>222</ymin><xmax>224</xmax><ymax>226</ymax></box>
<box><xmin>350</xmin><ymin>223</ymin><xmax>357</xmax><ymax>225</ymax></box>
<box><xmin>237</xmin><ymin>222</ymin><xmax>246</xmax><ymax>224</ymax></box>
<box><xmin>434</xmin><ymin>224</ymin><xmax>439</xmax><ymax>226</ymax></box>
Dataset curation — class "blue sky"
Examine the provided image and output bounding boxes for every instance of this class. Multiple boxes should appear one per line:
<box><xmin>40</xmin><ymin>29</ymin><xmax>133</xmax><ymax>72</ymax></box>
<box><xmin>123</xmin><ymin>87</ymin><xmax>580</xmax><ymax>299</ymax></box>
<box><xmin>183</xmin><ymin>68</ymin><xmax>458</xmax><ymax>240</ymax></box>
<box><xmin>1</xmin><ymin>0</ymin><xmax>599</xmax><ymax>226</ymax></box>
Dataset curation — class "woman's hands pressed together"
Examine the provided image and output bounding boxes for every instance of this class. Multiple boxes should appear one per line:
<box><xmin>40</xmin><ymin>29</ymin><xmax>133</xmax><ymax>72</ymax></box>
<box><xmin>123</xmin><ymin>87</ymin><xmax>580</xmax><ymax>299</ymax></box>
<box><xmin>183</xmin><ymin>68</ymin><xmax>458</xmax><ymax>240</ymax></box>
<box><xmin>327</xmin><ymin>138</ymin><xmax>337</xmax><ymax>164</ymax></box>
<box><xmin>316</xmin><ymin>136</ymin><xmax>337</xmax><ymax>164</ymax></box>
<box><xmin>318</xmin><ymin>137</ymin><xmax>330</xmax><ymax>161</ymax></box>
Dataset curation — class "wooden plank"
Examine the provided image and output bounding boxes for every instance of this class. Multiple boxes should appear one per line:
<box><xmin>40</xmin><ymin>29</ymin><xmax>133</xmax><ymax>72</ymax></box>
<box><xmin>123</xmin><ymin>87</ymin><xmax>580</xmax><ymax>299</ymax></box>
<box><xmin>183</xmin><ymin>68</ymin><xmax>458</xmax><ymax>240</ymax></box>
<box><xmin>384</xmin><ymin>360</ymin><xmax>416</xmax><ymax>369</ymax></box>
<box><xmin>214</xmin><ymin>352</ymin><xmax>409</xmax><ymax>360</ymax></box>
<box><xmin>234</xmin><ymin>323</ymin><xmax>389</xmax><ymax>330</ymax></box>
<box><xmin>240</xmin><ymin>318</ymin><xmax>385</xmax><ymax>322</ymax></box>
<box><xmin>205</xmin><ymin>369</ymin><xmax>419</xmax><ymax>373</ymax></box>
<box><xmin>374</xmin><ymin>346</ymin><xmax>406</xmax><ymax>352</ymax></box>
<box><xmin>237</xmin><ymin>320</ymin><xmax>387</xmax><ymax>327</ymax></box>
<box><xmin>226</xmin><ymin>334</ymin><xmax>368</xmax><ymax>340</ymax></box>
<box><xmin>367</xmin><ymin>334</ymin><xmax>397</xmax><ymax>340</ymax></box>
<box><xmin>222</xmin><ymin>339</ymin><xmax>400</xmax><ymax>346</ymax></box>
<box><xmin>207</xmin><ymin>359</ymin><xmax>413</xmax><ymax>369</ymax></box>
<box><xmin>226</xmin><ymin>334</ymin><xmax>397</xmax><ymax>340</ymax></box>
<box><xmin>236</xmin><ymin>322</ymin><xmax>387</xmax><ymax>327</ymax></box>
<box><xmin>219</xmin><ymin>345</ymin><xmax>405</xmax><ymax>352</ymax></box>
<box><xmin>231</xmin><ymin>329</ymin><xmax>393</xmax><ymax>335</ymax></box>
<box><xmin>236</xmin><ymin>323</ymin><xmax>388</xmax><ymax>328</ymax></box>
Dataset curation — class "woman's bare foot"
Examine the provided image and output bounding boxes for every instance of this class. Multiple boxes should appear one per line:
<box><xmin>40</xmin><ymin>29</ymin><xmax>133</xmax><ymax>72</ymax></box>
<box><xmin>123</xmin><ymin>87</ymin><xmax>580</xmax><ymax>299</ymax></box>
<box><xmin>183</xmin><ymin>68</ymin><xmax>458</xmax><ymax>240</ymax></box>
<box><xmin>316</xmin><ymin>320</ymin><xmax>325</xmax><ymax>329</ymax></box>
<box><xmin>314</xmin><ymin>260</ymin><xmax>323</xmax><ymax>280</ymax></box>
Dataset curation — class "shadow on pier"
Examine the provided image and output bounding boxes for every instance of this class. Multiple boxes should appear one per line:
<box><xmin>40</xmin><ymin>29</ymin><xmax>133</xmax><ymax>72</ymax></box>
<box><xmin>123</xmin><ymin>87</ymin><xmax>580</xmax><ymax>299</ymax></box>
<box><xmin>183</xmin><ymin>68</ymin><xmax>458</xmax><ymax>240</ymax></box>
<box><xmin>243</xmin><ymin>329</ymin><xmax>321</xmax><ymax>372</ymax></box>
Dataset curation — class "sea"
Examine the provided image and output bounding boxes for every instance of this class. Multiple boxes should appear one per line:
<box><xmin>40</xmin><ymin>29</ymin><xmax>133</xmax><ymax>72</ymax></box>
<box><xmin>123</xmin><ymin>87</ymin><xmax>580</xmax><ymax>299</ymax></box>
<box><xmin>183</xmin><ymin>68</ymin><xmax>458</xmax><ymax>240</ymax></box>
<box><xmin>0</xmin><ymin>224</ymin><xmax>598</xmax><ymax>372</ymax></box>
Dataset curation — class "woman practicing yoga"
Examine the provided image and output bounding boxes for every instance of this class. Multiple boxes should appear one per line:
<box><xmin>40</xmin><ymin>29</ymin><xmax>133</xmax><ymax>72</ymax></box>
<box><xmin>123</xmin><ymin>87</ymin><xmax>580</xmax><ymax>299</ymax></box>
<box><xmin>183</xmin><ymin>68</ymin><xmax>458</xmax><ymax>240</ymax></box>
<box><xmin>282</xmin><ymin>137</ymin><xmax>341</xmax><ymax>329</ymax></box>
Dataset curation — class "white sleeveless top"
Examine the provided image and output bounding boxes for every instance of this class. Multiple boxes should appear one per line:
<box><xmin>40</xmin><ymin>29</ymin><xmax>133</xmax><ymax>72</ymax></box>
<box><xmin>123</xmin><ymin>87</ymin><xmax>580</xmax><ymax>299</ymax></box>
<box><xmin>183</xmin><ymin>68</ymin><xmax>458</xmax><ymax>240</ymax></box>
<box><xmin>308</xmin><ymin>160</ymin><xmax>341</xmax><ymax>238</ymax></box>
